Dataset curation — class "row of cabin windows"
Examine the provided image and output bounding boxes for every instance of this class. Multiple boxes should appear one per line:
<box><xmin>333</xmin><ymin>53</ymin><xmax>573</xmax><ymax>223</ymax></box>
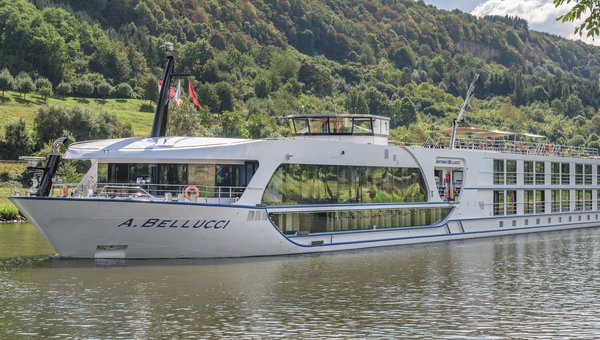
<box><xmin>261</xmin><ymin>164</ymin><xmax>427</xmax><ymax>205</ymax></box>
<box><xmin>494</xmin><ymin>160</ymin><xmax>595</xmax><ymax>185</ymax></box>
<box><xmin>493</xmin><ymin>189</ymin><xmax>594</xmax><ymax>216</ymax></box>
<box><xmin>97</xmin><ymin>163</ymin><xmax>258</xmax><ymax>189</ymax></box>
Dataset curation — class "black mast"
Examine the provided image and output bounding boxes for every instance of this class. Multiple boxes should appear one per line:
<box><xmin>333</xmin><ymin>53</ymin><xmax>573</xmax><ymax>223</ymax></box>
<box><xmin>151</xmin><ymin>42</ymin><xmax>176</xmax><ymax>138</ymax></box>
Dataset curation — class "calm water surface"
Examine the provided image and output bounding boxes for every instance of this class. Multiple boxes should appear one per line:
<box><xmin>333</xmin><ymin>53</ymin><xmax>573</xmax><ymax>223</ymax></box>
<box><xmin>2</xmin><ymin>223</ymin><xmax>600</xmax><ymax>338</ymax></box>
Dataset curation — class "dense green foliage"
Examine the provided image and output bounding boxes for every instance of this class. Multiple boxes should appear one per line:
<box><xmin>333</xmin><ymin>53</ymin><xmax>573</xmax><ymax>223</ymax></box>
<box><xmin>0</xmin><ymin>0</ymin><xmax>600</xmax><ymax>157</ymax></box>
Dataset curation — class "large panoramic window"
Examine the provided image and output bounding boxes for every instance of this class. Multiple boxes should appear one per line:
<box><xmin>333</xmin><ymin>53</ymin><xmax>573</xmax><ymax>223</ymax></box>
<box><xmin>262</xmin><ymin>164</ymin><xmax>427</xmax><ymax>205</ymax></box>
<box><xmin>269</xmin><ymin>207</ymin><xmax>452</xmax><ymax>235</ymax></box>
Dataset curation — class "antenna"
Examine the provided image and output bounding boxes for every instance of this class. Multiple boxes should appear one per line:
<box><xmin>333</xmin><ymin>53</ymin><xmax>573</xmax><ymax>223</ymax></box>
<box><xmin>449</xmin><ymin>73</ymin><xmax>479</xmax><ymax>150</ymax></box>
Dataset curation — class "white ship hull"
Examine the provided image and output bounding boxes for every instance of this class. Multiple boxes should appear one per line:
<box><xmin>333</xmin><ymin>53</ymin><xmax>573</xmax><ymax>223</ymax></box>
<box><xmin>12</xmin><ymin>196</ymin><xmax>600</xmax><ymax>259</ymax></box>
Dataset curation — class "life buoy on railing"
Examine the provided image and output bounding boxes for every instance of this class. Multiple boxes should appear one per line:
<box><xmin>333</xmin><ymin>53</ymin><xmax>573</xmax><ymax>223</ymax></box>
<box><xmin>183</xmin><ymin>185</ymin><xmax>201</xmax><ymax>200</ymax></box>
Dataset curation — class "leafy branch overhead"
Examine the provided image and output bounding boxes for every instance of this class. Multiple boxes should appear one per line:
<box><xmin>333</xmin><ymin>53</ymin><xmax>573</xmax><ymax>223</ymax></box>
<box><xmin>554</xmin><ymin>0</ymin><xmax>600</xmax><ymax>37</ymax></box>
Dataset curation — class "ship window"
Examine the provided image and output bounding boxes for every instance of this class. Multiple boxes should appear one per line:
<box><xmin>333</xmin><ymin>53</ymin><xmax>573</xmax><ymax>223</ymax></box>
<box><xmin>551</xmin><ymin>190</ymin><xmax>561</xmax><ymax>212</ymax></box>
<box><xmin>575</xmin><ymin>189</ymin><xmax>584</xmax><ymax>211</ymax></box>
<box><xmin>524</xmin><ymin>190</ymin><xmax>534</xmax><ymax>214</ymax></box>
<box><xmin>308</xmin><ymin>118</ymin><xmax>329</xmax><ymax>134</ymax></box>
<box><xmin>352</xmin><ymin>118</ymin><xmax>373</xmax><ymax>135</ymax></box>
<box><xmin>262</xmin><ymin>164</ymin><xmax>427</xmax><ymax>205</ymax></box>
<box><xmin>585</xmin><ymin>164</ymin><xmax>592</xmax><ymax>185</ymax></box>
<box><xmin>535</xmin><ymin>162</ymin><xmax>545</xmax><ymax>185</ymax></box>
<box><xmin>562</xmin><ymin>190</ymin><xmax>570</xmax><ymax>212</ymax></box>
<box><xmin>493</xmin><ymin>190</ymin><xmax>516</xmax><ymax>216</ymax></box>
<box><xmin>506</xmin><ymin>190</ymin><xmax>517</xmax><ymax>215</ymax></box>
<box><xmin>268</xmin><ymin>207</ymin><xmax>452</xmax><ymax>235</ymax></box>
<box><xmin>493</xmin><ymin>190</ymin><xmax>505</xmax><ymax>215</ymax></box>
<box><xmin>535</xmin><ymin>190</ymin><xmax>545</xmax><ymax>213</ymax></box>
<box><xmin>292</xmin><ymin>118</ymin><xmax>309</xmax><ymax>134</ymax></box>
<box><xmin>506</xmin><ymin>160</ymin><xmax>517</xmax><ymax>185</ymax></box>
<box><xmin>585</xmin><ymin>190</ymin><xmax>593</xmax><ymax>211</ymax></box>
<box><xmin>98</xmin><ymin>163</ymin><xmax>108</xmax><ymax>183</ymax></box>
<box><xmin>576</xmin><ymin>164</ymin><xmax>583</xmax><ymax>185</ymax></box>
<box><xmin>561</xmin><ymin>163</ymin><xmax>570</xmax><ymax>184</ymax></box>
<box><xmin>328</xmin><ymin>117</ymin><xmax>352</xmax><ymax>134</ymax></box>
<box><xmin>493</xmin><ymin>160</ymin><xmax>504</xmax><ymax>185</ymax></box>
<box><xmin>524</xmin><ymin>161</ymin><xmax>534</xmax><ymax>185</ymax></box>
<box><xmin>551</xmin><ymin>162</ymin><xmax>560</xmax><ymax>185</ymax></box>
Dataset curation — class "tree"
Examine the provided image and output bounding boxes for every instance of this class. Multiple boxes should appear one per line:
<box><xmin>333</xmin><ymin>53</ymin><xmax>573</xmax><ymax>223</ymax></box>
<box><xmin>554</xmin><ymin>0</ymin><xmax>600</xmax><ymax>38</ymax></box>
<box><xmin>0</xmin><ymin>68</ymin><xmax>13</xmax><ymax>97</ymax></box>
<box><xmin>35</xmin><ymin>77</ymin><xmax>53</xmax><ymax>99</ymax></box>
<box><xmin>56</xmin><ymin>82</ymin><xmax>71</xmax><ymax>97</ymax></box>
<box><xmin>1</xmin><ymin>119</ymin><xmax>32</xmax><ymax>160</ymax></box>
<box><xmin>97</xmin><ymin>82</ymin><xmax>112</xmax><ymax>98</ymax></box>
<box><xmin>298</xmin><ymin>62</ymin><xmax>333</xmax><ymax>97</ymax></box>
<box><xmin>114</xmin><ymin>83</ymin><xmax>134</xmax><ymax>98</ymax></box>
<box><xmin>14</xmin><ymin>72</ymin><xmax>35</xmax><ymax>99</ymax></box>
<box><xmin>34</xmin><ymin>105</ymin><xmax>70</xmax><ymax>148</ymax></box>
<box><xmin>390</xmin><ymin>98</ymin><xmax>418</xmax><ymax>128</ymax></box>
<box><xmin>254</xmin><ymin>77</ymin><xmax>271</xmax><ymax>99</ymax></box>
<box><xmin>345</xmin><ymin>88</ymin><xmax>368</xmax><ymax>114</ymax></box>
<box><xmin>390</xmin><ymin>45</ymin><xmax>416</xmax><ymax>69</ymax></box>
<box><xmin>74</xmin><ymin>80</ymin><xmax>94</xmax><ymax>98</ymax></box>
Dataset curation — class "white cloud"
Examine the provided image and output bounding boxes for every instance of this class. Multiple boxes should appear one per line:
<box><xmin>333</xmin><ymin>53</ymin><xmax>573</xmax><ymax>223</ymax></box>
<box><xmin>471</xmin><ymin>0</ymin><xmax>599</xmax><ymax>45</ymax></box>
<box><xmin>471</xmin><ymin>0</ymin><xmax>570</xmax><ymax>24</ymax></box>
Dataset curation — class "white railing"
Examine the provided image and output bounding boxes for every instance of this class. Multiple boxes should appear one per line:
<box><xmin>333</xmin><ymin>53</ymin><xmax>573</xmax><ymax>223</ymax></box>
<box><xmin>420</xmin><ymin>137</ymin><xmax>598</xmax><ymax>158</ymax></box>
<box><xmin>43</xmin><ymin>182</ymin><xmax>246</xmax><ymax>204</ymax></box>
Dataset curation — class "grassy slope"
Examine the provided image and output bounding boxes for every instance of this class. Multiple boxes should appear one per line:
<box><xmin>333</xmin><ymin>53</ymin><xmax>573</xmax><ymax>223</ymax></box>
<box><xmin>0</xmin><ymin>91</ymin><xmax>154</xmax><ymax>136</ymax></box>
<box><xmin>0</xmin><ymin>92</ymin><xmax>154</xmax><ymax>216</ymax></box>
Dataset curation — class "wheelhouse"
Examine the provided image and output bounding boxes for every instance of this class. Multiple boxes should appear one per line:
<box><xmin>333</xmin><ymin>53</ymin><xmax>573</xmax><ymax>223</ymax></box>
<box><xmin>288</xmin><ymin>114</ymin><xmax>390</xmax><ymax>145</ymax></box>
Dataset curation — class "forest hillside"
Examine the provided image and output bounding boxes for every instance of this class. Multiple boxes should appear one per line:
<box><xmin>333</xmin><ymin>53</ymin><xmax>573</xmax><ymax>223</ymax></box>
<box><xmin>1</xmin><ymin>0</ymin><xmax>600</xmax><ymax>157</ymax></box>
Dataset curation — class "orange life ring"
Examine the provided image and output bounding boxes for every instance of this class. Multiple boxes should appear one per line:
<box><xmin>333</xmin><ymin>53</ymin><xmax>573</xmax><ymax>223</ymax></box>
<box><xmin>183</xmin><ymin>185</ymin><xmax>201</xmax><ymax>199</ymax></box>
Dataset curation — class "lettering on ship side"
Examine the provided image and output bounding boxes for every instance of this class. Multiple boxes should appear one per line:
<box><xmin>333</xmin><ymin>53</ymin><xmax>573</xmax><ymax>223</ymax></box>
<box><xmin>116</xmin><ymin>218</ymin><xmax>231</xmax><ymax>230</ymax></box>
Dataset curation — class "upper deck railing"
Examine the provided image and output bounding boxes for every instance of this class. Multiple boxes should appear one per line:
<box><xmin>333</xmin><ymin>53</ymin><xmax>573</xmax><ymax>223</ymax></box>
<box><xmin>418</xmin><ymin>137</ymin><xmax>599</xmax><ymax>158</ymax></box>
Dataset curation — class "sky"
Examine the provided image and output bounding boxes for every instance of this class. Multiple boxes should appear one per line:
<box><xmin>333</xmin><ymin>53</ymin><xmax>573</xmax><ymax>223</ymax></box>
<box><xmin>422</xmin><ymin>0</ymin><xmax>596</xmax><ymax>45</ymax></box>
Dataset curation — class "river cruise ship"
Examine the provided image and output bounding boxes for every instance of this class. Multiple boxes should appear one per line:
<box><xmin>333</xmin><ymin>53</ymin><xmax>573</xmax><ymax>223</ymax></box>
<box><xmin>10</xmin><ymin>116</ymin><xmax>600</xmax><ymax>259</ymax></box>
<box><xmin>10</xmin><ymin>45</ymin><xmax>600</xmax><ymax>259</ymax></box>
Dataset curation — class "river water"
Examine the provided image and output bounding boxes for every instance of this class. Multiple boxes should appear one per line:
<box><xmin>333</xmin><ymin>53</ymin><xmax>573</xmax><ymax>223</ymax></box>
<box><xmin>1</xmin><ymin>223</ymin><xmax>600</xmax><ymax>338</ymax></box>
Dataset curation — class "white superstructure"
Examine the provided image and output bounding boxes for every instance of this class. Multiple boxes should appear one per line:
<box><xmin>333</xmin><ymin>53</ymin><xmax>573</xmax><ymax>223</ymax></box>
<box><xmin>11</xmin><ymin>113</ymin><xmax>600</xmax><ymax>258</ymax></box>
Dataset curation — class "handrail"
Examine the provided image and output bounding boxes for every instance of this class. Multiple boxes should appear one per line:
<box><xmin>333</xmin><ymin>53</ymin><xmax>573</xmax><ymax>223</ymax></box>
<box><xmin>419</xmin><ymin>137</ymin><xmax>599</xmax><ymax>158</ymax></box>
<box><xmin>44</xmin><ymin>182</ymin><xmax>246</xmax><ymax>203</ymax></box>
